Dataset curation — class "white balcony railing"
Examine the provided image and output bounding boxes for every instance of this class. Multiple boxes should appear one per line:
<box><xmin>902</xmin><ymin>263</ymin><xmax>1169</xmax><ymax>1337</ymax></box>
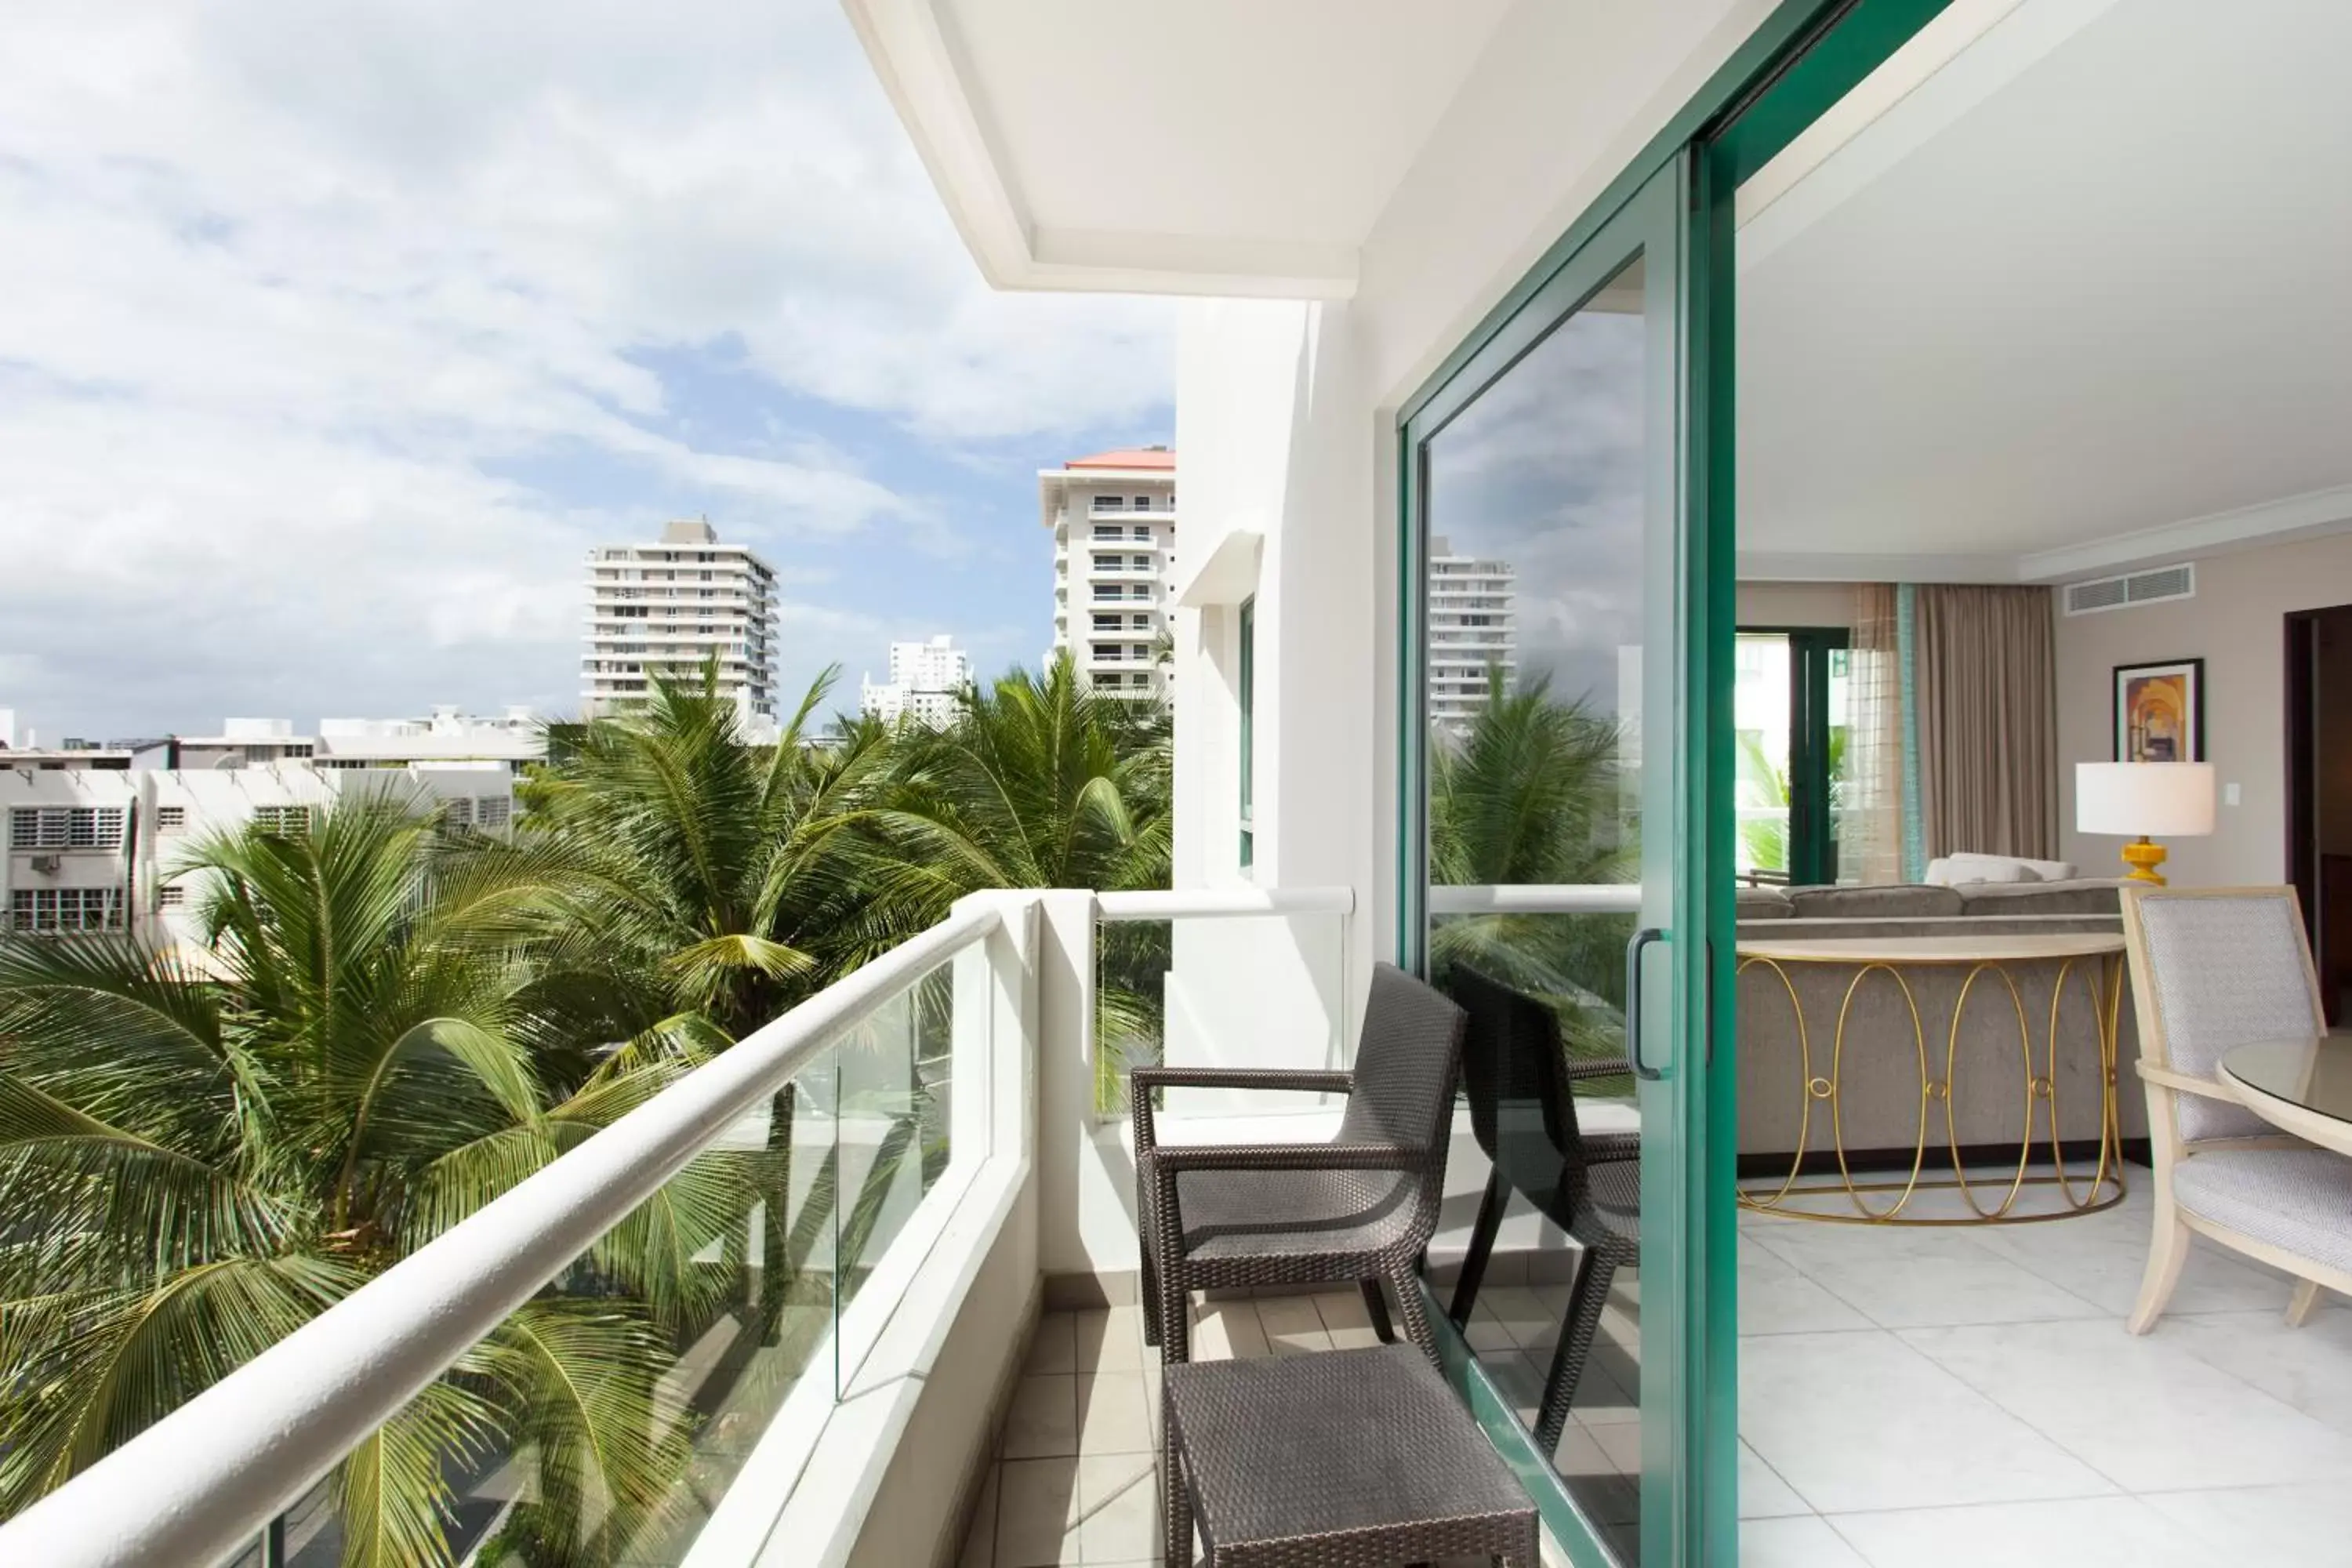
<box><xmin>0</xmin><ymin>898</ymin><xmax>1038</xmax><ymax>1568</ymax></box>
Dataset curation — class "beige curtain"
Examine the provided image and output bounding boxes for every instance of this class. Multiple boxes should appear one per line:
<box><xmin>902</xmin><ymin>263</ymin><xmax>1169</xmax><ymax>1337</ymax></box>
<box><xmin>1844</xmin><ymin>584</ymin><xmax>1906</xmax><ymax>884</ymax></box>
<box><xmin>1913</xmin><ymin>584</ymin><xmax>2058</xmax><ymax>861</ymax></box>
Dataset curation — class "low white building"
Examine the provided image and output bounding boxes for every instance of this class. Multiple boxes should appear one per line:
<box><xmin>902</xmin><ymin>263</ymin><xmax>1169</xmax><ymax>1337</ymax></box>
<box><xmin>1041</xmin><ymin>448</ymin><xmax>1178</xmax><ymax>702</ymax></box>
<box><xmin>861</xmin><ymin>635</ymin><xmax>973</xmax><ymax>729</ymax></box>
<box><xmin>167</xmin><ymin>710</ymin><xmax>543</xmax><ymax>772</ymax></box>
<box><xmin>2</xmin><ymin>759</ymin><xmax>516</xmax><ymax>953</ymax></box>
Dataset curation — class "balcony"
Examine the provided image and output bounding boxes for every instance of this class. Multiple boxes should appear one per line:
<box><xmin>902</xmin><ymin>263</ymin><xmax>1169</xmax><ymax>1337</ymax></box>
<box><xmin>0</xmin><ymin>887</ymin><xmax>1382</xmax><ymax>1568</ymax></box>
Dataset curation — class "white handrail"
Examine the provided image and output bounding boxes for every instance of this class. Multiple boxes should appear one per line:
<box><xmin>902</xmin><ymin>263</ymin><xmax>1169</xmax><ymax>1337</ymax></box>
<box><xmin>1427</xmin><ymin>884</ymin><xmax>1643</xmax><ymax>915</ymax></box>
<box><xmin>1095</xmin><ymin>886</ymin><xmax>1354</xmax><ymax>920</ymax></box>
<box><xmin>0</xmin><ymin>902</ymin><xmax>1007</xmax><ymax>1568</ymax></box>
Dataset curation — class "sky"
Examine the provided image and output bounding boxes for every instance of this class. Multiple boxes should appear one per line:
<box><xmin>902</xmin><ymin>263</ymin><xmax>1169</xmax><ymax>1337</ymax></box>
<box><xmin>0</xmin><ymin>1</ymin><xmax>1175</xmax><ymax>742</ymax></box>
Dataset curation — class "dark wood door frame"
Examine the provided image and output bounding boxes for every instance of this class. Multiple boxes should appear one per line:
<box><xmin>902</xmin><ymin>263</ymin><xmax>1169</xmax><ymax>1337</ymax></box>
<box><xmin>2285</xmin><ymin>604</ymin><xmax>2352</xmax><ymax>1024</ymax></box>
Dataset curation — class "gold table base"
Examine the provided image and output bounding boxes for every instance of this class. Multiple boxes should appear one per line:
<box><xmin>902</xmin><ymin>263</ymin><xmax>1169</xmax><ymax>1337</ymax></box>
<box><xmin>1736</xmin><ymin>950</ymin><xmax>2128</xmax><ymax>1226</ymax></box>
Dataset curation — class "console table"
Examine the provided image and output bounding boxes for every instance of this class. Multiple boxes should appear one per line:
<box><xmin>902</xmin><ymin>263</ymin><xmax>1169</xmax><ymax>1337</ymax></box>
<box><xmin>1735</xmin><ymin>933</ymin><xmax>2127</xmax><ymax>1225</ymax></box>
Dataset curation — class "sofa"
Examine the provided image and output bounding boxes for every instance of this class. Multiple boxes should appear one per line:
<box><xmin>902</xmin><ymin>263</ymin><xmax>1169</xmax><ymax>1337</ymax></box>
<box><xmin>1734</xmin><ymin>879</ymin><xmax>2147</xmax><ymax>1167</ymax></box>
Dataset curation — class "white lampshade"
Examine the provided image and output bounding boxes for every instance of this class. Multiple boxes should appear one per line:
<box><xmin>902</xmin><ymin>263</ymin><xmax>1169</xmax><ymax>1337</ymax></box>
<box><xmin>2075</xmin><ymin>762</ymin><xmax>2216</xmax><ymax>837</ymax></box>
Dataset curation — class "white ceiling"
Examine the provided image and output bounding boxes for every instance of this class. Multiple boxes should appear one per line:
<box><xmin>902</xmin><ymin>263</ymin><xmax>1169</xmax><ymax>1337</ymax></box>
<box><xmin>846</xmin><ymin>0</ymin><xmax>1515</xmax><ymax>296</ymax></box>
<box><xmin>1737</xmin><ymin>0</ymin><xmax>2352</xmax><ymax>582</ymax></box>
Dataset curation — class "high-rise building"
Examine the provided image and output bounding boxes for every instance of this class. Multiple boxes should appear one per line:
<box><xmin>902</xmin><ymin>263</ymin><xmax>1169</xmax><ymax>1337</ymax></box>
<box><xmin>861</xmin><ymin>635</ymin><xmax>972</xmax><ymax>729</ymax></box>
<box><xmin>1039</xmin><ymin>448</ymin><xmax>1176</xmax><ymax>702</ymax></box>
<box><xmin>1426</xmin><ymin>535</ymin><xmax>1517</xmax><ymax>735</ymax></box>
<box><xmin>583</xmin><ymin>520</ymin><xmax>779</xmax><ymax>725</ymax></box>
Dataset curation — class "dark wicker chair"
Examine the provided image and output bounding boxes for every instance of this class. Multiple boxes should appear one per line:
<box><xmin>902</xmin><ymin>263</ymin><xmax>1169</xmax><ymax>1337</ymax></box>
<box><xmin>1132</xmin><ymin>962</ymin><xmax>1468</xmax><ymax>1364</ymax></box>
<box><xmin>1443</xmin><ymin>964</ymin><xmax>1641</xmax><ymax>1454</ymax></box>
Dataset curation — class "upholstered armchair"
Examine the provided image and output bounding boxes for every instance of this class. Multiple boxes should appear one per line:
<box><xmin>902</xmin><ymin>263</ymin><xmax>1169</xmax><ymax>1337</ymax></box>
<box><xmin>2119</xmin><ymin>886</ymin><xmax>2352</xmax><ymax>1332</ymax></box>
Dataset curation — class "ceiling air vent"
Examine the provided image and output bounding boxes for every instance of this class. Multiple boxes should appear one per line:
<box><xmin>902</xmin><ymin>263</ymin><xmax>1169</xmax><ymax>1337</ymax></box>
<box><xmin>2062</xmin><ymin>563</ymin><xmax>2195</xmax><ymax>617</ymax></box>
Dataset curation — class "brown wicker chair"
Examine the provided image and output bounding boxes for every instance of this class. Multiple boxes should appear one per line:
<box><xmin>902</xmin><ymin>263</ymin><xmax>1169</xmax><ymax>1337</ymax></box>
<box><xmin>1443</xmin><ymin>964</ymin><xmax>1640</xmax><ymax>1455</ymax></box>
<box><xmin>1132</xmin><ymin>962</ymin><xmax>1468</xmax><ymax>1364</ymax></box>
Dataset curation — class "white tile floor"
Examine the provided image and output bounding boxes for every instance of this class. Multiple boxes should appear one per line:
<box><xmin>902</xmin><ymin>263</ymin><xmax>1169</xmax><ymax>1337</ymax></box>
<box><xmin>959</xmin><ymin>1169</ymin><xmax>2352</xmax><ymax>1567</ymax></box>
<box><xmin>1733</xmin><ymin>1170</ymin><xmax>2352</xmax><ymax>1566</ymax></box>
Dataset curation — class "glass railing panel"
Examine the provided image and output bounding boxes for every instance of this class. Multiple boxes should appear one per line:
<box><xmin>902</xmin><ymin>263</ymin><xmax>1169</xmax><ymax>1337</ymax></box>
<box><xmin>830</xmin><ymin>956</ymin><xmax>964</xmax><ymax>1388</ymax></box>
<box><xmin>209</xmin><ymin>956</ymin><xmax>987</xmax><ymax>1568</ymax></box>
<box><xmin>1094</xmin><ymin>910</ymin><xmax>1348</xmax><ymax>1118</ymax></box>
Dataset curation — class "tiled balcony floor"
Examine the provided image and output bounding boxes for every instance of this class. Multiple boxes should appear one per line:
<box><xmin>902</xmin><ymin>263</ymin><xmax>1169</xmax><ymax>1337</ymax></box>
<box><xmin>958</xmin><ymin>1290</ymin><xmax>1385</xmax><ymax>1567</ymax></box>
<box><xmin>961</xmin><ymin>1167</ymin><xmax>2352</xmax><ymax>1568</ymax></box>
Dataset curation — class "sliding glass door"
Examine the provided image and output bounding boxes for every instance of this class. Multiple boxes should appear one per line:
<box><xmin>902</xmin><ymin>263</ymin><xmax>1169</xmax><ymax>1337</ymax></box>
<box><xmin>1400</xmin><ymin>151</ymin><xmax>1732</xmax><ymax>1568</ymax></box>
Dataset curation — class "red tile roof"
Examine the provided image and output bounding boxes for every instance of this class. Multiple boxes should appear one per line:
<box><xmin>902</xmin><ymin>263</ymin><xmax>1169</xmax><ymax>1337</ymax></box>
<box><xmin>1065</xmin><ymin>447</ymin><xmax>1174</xmax><ymax>470</ymax></box>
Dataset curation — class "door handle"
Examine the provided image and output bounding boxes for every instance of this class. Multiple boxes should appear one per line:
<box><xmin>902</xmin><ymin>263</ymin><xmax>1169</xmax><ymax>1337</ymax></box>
<box><xmin>1624</xmin><ymin>926</ymin><xmax>1668</xmax><ymax>1080</ymax></box>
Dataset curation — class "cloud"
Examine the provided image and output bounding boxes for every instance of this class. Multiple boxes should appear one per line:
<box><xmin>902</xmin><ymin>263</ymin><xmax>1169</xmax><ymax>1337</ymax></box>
<box><xmin>0</xmin><ymin>0</ymin><xmax>1174</xmax><ymax>736</ymax></box>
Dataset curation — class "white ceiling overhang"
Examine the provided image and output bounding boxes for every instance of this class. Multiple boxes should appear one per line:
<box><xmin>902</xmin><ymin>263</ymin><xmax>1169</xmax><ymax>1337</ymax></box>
<box><xmin>842</xmin><ymin>0</ymin><xmax>1515</xmax><ymax>299</ymax></box>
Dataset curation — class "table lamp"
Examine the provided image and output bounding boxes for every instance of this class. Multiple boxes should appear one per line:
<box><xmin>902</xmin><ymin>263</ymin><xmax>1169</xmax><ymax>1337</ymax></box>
<box><xmin>2075</xmin><ymin>762</ymin><xmax>2216</xmax><ymax>885</ymax></box>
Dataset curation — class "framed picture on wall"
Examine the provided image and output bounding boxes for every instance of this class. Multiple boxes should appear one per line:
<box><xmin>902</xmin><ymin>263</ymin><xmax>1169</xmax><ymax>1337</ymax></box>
<box><xmin>2114</xmin><ymin>658</ymin><xmax>2204</xmax><ymax>762</ymax></box>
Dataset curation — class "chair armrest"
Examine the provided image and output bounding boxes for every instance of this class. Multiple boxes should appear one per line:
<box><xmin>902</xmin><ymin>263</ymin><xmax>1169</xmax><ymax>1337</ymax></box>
<box><xmin>1559</xmin><ymin>1056</ymin><xmax>1631</xmax><ymax>1083</ymax></box>
<box><xmin>1145</xmin><ymin>1140</ymin><xmax>1421</xmax><ymax>1175</ymax></box>
<box><xmin>2135</xmin><ymin>1060</ymin><xmax>2238</xmax><ymax>1103</ymax></box>
<box><xmin>1129</xmin><ymin>1067</ymin><xmax>1354</xmax><ymax>1152</ymax></box>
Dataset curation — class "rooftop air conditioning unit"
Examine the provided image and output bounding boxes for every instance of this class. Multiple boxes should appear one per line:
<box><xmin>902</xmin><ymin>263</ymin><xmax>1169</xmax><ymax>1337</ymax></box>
<box><xmin>2061</xmin><ymin>563</ymin><xmax>2196</xmax><ymax>617</ymax></box>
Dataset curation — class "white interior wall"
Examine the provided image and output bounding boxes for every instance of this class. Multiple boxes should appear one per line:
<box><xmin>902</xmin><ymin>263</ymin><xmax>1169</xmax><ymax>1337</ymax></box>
<box><xmin>2056</xmin><ymin>531</ymin><xmax>2352</xmax><ymax>887</ymax></box>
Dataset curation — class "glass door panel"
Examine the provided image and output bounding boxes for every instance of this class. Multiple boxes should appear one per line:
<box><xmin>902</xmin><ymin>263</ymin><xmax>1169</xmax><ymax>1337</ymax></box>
<box><xmin>1404</xmin><ymin>153</ymin><xmax>1719</xmax><ymax>1568</ymax></box>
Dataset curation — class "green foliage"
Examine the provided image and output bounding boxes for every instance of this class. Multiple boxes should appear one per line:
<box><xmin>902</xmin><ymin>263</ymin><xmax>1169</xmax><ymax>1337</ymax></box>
<box><xmin>0</xmin><ymin>652</ymin><xmax>1177</xmax><ymax>1565</ymax></box>
<box><xmin>0</xmin><ymin>791</ymin><xmax>734</xmax><ymax>1563</ymax></box>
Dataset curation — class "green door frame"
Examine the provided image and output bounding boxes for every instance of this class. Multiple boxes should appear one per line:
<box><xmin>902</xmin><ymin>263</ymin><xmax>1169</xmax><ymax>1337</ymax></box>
<box><xmin>1392</xmin><ymin>2</ymin><xmax>1968</xmax><ymax>1563</ymax></box>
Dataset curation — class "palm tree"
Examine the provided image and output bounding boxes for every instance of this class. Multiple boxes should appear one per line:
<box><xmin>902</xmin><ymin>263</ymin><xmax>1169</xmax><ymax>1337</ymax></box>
<box><xmin>502</xmin><ymin>662</ymin><xmax>923</xmax><ymax>1405</ymax></box>
<box><xmin>1428</xmin><ymin>675</ymin><xmax>1635</xmax><ymax>1083</ymax></box>
<box><xmin>872</xmin><ymin>656</ymin><xmax>1171</xmax><ymax>910</ymax></box>
<box><xmin>873</xmin><ymin>657</ymin><xmax>1173</xmax><ymax>1108</ymax></box>
<box><xmin>513</xmin><ymin>663</ymin><xmax>905</xmax><ymax>1044</ymax></box>
<box><xmin>0</xmin><ymin>791</ymin><xmax>748</xmax><ymax>1564</ymax></box>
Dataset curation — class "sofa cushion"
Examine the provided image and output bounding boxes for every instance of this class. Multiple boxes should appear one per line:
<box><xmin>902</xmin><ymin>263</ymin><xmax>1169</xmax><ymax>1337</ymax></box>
<box><xmin>1736</xmin><ymin>887</ymin><xmax>1794</xmax><ymax>920</ymax></box>
<box><xmin>1787</xmin><ymin>884</ymin><xmax>1965</xmax><ymax>919</ymax></box>
<box><xmin>1955</xmin><ymin>880</ymin><xmax>2125</xmax><ymax>916</ymax></box>
<box><xmin>1924</xmin><ymin>855</ymin><xmax>2034</xmax><ymax>886</ymax></box>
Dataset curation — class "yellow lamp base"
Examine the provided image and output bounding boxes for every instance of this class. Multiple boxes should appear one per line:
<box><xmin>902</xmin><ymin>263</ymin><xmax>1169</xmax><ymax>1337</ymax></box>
<box><xmin>2120</xmin><ymin>837</ymin><xmax>2169</xmax><ymax>886</ymax></box>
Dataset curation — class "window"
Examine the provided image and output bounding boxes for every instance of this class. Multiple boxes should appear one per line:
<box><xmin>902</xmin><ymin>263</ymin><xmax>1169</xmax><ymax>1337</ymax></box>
<box><xmin>1093</xmin><ymin>644</ymin><xmax>1124</xmax><ymax>662</ymax></box>
<box><xmin>9</xmin><ymin>887</ymin><xmax>123</xmax><ymax>933</ymax></box>
<box><xmin>1132</xmin><ymin>615</ymin><xmax>1151</xmax><ymax>630</ymax></box>
<box><xmin>158</xmin><ymin>884</ymin><xmax>184</xmax><ymax>909</ymax></box>
<box><xmin>1091</xmin><ymin>494</ymin><xmax>1125</xmax><ymax>512</ymax></box>
<box><xmin>1091</xmin><ymin>554</ymin><xmax>1123</xmax><ymax>572</ymax></box>
<box><xmin>1734</xmin><ymin>627</ymin><xmax>1853</xmax><ymax>885</ymax></box>
<box><xmin>9</xmin><ymin>806</ymin><xmax>126</xmax><ymax>851</ymax></box>
<box><xmin>1132</xmin><ymin>524</ymin><xmax>1152</xmax><ymax>542</ymax></box>
<box><xmin>156</xmin><ymin>805</ymin><xmax>187</xmax><ymax>829</ymax></box>
<box><xmin>1093</xmin><ymin>586</ymin><xmax>1121</xmax><ymax>601</ymax></box>
<box><xmin>1133</xmin><ymin>495</ymin><xmax>1152</xmax><ymax>510</ymax></box>
<box><xmin>1239</xmin><ymin>596</ymin><xmax>1255</xmax><ymax>869</ymax></box>
<box><xmin>1093</xmin><ymin>614</ymin><xmax>1123</xmax><ymax>632</ymax></box>
<box><xmin>476</xmin><ymin>797</ymin><xmax>512</xmax><ymax>830</ymax></box>
<box><xmin>445</xmin><ymin>797</ymin><xmax>474</xmax><ymax>827</ymax></box>
<box><xmin>1093</xmin><ymin>524</ymin><xmax>1123</xmax><ymax>540</ymax></box>
<box><xmin>251</xmin><ymin>805</ymin><xmax>310</xmax><ymax>837</ymax></box>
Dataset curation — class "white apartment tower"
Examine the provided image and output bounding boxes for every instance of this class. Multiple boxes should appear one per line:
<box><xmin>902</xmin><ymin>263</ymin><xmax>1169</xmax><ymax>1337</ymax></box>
<box><xmin>1426</xmin><ymin>535</ymin><xmax>1518</xmax><ymax>735</ymax></box>
<box><xmin>1040</xmin><ymin>448</ymin><xmax>1176</xmax><ymax>701</ymax></box>
<box><xmin>583</xmin><ymin>520</ymin><xmax>779</xmax><ymax>724</ymax></box>
<box><xmin>861</xmin><ymin>635</ymin><xmax>973</xmax><ymax>729</ymax></box>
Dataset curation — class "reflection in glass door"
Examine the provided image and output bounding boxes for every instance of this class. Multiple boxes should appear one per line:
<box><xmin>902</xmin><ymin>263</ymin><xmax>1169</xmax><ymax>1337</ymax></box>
<box><xmin>1401</xmin><ymin>152</ymin><xmax>1724</xmax><ymax>1567</ymax></box>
